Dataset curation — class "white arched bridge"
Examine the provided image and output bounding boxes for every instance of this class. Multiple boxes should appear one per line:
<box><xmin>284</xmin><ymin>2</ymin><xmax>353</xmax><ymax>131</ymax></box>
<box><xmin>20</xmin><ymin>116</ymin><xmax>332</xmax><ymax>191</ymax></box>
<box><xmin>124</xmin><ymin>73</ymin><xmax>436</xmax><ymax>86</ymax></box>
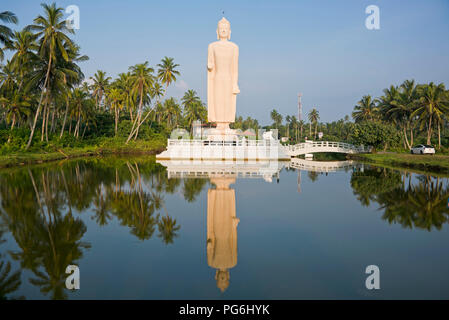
<box><xmin>282</xmin><ymin>141</ymin><xmax>370</xmax><ymax>157</ymax></box>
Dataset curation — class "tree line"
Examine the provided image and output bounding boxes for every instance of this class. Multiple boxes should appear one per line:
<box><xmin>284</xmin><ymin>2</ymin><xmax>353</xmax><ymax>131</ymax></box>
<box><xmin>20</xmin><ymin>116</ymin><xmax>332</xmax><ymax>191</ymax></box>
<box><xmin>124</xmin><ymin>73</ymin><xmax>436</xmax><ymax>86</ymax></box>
<box><xmin>0</xmin><ymin>4</ymin><xmax>208</xmax><ymax>153</ymax></box>
<box><xmin>2</xmin><ymin>5</ymin><xmax>448</xmax><ymax>153</ymax></box>
<box><xmin>352</xmin><ymin>80</ymin><xmax>449</xmax><ymax>149</ymax></box>
<box><xmin>266</xmin><ymin>80</ymin><xmax>449</xmax><ymax>151</ymax></box>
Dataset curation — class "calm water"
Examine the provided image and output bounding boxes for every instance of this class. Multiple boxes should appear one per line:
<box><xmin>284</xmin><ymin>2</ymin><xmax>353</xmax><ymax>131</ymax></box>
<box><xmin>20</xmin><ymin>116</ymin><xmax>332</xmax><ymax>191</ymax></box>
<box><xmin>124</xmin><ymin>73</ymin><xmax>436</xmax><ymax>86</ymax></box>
<box><xmin>0</xmin><ymin>157</ymin><xmax>449</xmax><ymax>300</ymax></box>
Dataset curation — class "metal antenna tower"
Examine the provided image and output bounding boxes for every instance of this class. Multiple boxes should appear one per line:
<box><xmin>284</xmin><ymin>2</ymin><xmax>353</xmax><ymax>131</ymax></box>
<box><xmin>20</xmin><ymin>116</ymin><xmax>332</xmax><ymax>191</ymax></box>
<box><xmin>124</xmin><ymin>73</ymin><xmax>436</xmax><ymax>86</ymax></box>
<box><xmin>298</xmin><ymin>93</ymin><xmax>303</xmax><ymax>122</ymax></box>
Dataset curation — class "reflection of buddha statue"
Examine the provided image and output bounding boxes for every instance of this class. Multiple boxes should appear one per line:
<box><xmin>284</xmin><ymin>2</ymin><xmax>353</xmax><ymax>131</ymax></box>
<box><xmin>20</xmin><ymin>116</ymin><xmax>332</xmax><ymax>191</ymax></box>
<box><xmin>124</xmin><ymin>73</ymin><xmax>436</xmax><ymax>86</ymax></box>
<box><xmin>207</xmin><ymin>18</ymin><xmax>240</xmax><ymax>134</ymax></box>
<box><xmin>207</xmin><ymin>177</ymin><xmax>239</xmax><ymax>292</ymax></box>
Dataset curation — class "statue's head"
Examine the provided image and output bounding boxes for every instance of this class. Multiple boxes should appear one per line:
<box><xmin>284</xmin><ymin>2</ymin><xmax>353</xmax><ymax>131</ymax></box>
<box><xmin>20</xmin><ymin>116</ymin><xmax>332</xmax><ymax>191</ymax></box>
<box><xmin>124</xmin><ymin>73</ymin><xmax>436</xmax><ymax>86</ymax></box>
<box><xmin>216</xmin><ymin>17</ymin><xmax>231</xmax><ymax>40</ymax></box>
<box><xmin>215</xmin><ymin>269</ymin><xmax>230</xmax><ymax>292</ymax></box>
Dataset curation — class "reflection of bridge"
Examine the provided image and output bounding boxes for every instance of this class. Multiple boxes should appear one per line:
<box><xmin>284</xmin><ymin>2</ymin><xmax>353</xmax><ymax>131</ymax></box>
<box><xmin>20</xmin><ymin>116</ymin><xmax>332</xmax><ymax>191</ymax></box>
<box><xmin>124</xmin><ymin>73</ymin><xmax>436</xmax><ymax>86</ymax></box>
<box><xmin>287</xmin><ymin>158</ymin><xmax>355</xmax><ymax>173</ymax></box>
<box><xmin>283</xmin><ymin>141</ymin><xmax>370</xmax><ymax>157</ymax></box>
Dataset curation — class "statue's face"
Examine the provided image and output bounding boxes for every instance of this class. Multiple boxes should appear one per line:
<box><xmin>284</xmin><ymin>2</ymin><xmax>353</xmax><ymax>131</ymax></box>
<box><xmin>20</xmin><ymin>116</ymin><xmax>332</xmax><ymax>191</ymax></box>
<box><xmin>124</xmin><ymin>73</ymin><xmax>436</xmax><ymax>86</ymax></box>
<box><xmin>218</xmin><ymin>23</ymin><xmax>230</xmax><ymax>39</ymax></box>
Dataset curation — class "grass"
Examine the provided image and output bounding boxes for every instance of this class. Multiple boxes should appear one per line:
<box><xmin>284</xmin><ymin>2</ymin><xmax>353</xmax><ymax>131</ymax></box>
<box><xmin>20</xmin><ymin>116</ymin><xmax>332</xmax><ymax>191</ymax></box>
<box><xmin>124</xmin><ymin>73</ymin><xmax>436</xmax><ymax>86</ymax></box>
<box><xmin>349</xmin><ymin>152</ymin><xmax>449</xmax><ymax>174</ymax></box>
<box><xmin>0</xmin><ymin>136</ymin><xmax>166</xmax><ymax>169</ymax></box>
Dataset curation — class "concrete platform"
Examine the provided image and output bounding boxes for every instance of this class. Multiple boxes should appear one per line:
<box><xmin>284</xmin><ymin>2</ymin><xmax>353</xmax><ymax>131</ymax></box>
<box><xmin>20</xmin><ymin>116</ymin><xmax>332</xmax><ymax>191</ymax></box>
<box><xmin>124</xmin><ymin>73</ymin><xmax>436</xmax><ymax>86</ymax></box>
<box><xmin>156</xmin><ymin>138</ymin><xmax>290</xmax><ymax>160</ymax></box>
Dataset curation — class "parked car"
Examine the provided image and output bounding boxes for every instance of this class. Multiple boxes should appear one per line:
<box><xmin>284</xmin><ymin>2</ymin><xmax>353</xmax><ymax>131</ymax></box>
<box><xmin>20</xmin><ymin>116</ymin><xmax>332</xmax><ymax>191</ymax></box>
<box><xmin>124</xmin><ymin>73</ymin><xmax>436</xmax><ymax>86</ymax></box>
<box><xmin>410</xmin><ymin>144</ymin><xmax>436</xmax><ymax>155</ymax></box>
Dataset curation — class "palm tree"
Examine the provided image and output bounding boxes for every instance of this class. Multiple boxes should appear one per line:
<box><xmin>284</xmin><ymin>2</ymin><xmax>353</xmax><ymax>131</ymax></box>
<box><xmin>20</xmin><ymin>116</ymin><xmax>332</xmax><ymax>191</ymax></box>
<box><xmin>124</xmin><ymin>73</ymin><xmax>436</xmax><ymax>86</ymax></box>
<box><xmin>0</xmin><ymin>11</ymin><xmax>18</xmax><ymax>61</ymax></box>
<box><xmin>90</xmin><ymin>70</ymin><xmax>111</xmax><ymax>110</ymax></box>
<box><xmin>126</xmin><ymin>62</ymin><xmax>155</xmax><ymax>142</ymax></box>
<box><xmin>162</xmin><ymin>97</ymin><xmax>181</xmax><ymax>128</ymax></box>
<box><xmin>116</xmin><ymin>72</ymin><xmax>135</xmax><ymax>122</ymax></box>
<box><xmin>157</xmin><ymin>56</ymin><xmax>180</xmax><ymax>93</ymax></box>
<box><xmin>58</xmin><ymin>45</ymin><xmax>88</xmax><ymax>138</ymax></box>
<box><xmin>69</xmin><ymin>87</ymin><xmax>93</xmax><ymax>138</ymax></box>
<box><xmin>298</xmin><ymin>119</ymin><xmax>305</xmax><ymax>140</ymax></box>
<box><xmin>352</xmin><ymin>95</ymin><xmax>379</xmax><ymax>122</ymax></box>
<box><xmin>182</xmin><ymin>89</ymin><xmax>206</xmax><ymax>131</ymax></box>
<box><xmin>290</xmin><ymin>115</ymin><xmax>298</xmax><ymax>141</ymax></box>
<box><xmin>412</xmin><ymin>82</ymin><xmax>449</xmax><ymax>146</ymax></box>
<box><xmin>106</xmin><ymin>87</ymin><xmax>124</xmax><ymax>135</ymax></box>
<box><xmin>378</xmin><ymin>82</ymin><xmax>418</xmax><ymax>149</ymax></box>
<box><xmin>308</xmin><ymin>108</ymin><xmax>320</xmax><ymax>139</ymax></box>
<box><xmin>0</xmin><ymin>61</ymin><xmax>16</xmax><ymax>94</ymax></box>
<box><xmin>9</xmin><ymin>29</ymin><xmax>38</xmax><ymax>90</ymax></box>
<box><xmin>285</xmin><ymin>115</ymin><xmax>291</xmax><ymax>139</ymax></box>
<box><xmin>25</xmin><ymin>3</ymin><xmax>76</xmax><ymax>149</ymax></box>
<box><xmin>1</xmin><ymin>89</ymin><xmax>31</xmax><ymax>131</ymax></box>
<box><xmin>270</xmin><ymin>109</ymin><xmax>282</xmax><ymax>129</ymax></box>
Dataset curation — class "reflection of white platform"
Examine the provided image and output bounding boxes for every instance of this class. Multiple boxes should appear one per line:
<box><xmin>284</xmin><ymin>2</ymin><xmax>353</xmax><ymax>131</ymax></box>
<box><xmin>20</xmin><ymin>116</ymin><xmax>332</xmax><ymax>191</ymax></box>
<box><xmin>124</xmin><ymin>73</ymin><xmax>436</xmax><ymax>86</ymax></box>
<box><xmin>156</xmin><ymin>138</ymin><xmax>290</xmax><ymax>160</ymax></box>
<box><xmin>156</xmin><ymin>159</ymin><xmax>284</xmax><ymax>182</ymax></box>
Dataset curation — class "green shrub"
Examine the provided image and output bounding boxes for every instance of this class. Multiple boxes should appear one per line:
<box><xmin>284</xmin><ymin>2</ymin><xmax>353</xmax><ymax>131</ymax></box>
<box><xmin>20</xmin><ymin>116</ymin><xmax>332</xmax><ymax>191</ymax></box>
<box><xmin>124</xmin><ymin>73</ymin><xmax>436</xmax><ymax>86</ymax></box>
<box><xmin>350</xmin><ymin>121</ymin><xmax>401</xmax><ymax>151</ymax></box>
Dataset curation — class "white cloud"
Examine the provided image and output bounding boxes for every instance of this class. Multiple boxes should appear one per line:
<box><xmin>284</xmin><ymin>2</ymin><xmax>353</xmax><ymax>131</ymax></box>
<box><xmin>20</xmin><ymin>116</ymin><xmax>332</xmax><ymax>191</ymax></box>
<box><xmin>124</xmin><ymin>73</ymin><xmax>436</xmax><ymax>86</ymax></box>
<box><xmin>83</xmin><ymin>78</ymin><xmax>95</xmax><ymax>86</ymax></box>
<box><xmin>175</xmin><ymin>79</ymin><xmax>189</xmax><ymax>91</ymax></box>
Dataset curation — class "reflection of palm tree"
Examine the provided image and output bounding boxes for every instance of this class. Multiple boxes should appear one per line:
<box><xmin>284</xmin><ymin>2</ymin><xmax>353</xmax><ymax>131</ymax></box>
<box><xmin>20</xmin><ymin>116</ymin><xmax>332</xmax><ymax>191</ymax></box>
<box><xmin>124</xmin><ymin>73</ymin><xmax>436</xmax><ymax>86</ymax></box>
<box><xmin>28</xmin><ymin>211</ymin><xmax>90</xmax><ymax>300</ymax></box>
<box><xmin>183</xmin><ymin>178</ymin><xmax>208</xmax><ymax>202</ymax></box>
<box><xmin>408</xmin><ymin>177</ymin><xmax>449</xmax><ymax>231</ymax></box>
<box><xmin>0</xmin><ymin>169</ymin><xmax>91</xmax><ymax>300</ymax></box>
<box><xmin>110</xmin><ymin>189</ymin><xmax>159</xmax><ymax>241</ymax></box>
<box><xmin>0</xmin><ymin>230</ymin><xmax>23</xmax><ymax>300</ymax></box>
<box><xmin>0</xmin><ymin>156</ymin><xmax>190</xmax><ymax>299</ymax></box>
<box><xmin>378</xmin><ymin>187</ymin><xmax>414</xmax><ymax>228</ymax></box>
<box><xmin>157</xmin><ymin>216</ymin><xmax>181</xmax><ymax>245</ymax></box>
<box><xmin>307</xmin><ymin>171</ymin><xmax>319</xmax><ymax>183</ymax></box>
<box><xmin>0</xmin><ymin>260</ymin><xmax>22</xmax><ymax>300</ymax></box>
<box><xmin>92</xmin><ymin>185</ymin><xmax>111</xmax><ymax>226</ymax></box>
<box><xmin>351</xmin><ymin>167</ymin><xmax>449</xmax><ymax>231</ymax></box>
<box><xmin>350</xmin><ymin>168</ymin><xmax>402</xmax><ymax>206</ymax></box>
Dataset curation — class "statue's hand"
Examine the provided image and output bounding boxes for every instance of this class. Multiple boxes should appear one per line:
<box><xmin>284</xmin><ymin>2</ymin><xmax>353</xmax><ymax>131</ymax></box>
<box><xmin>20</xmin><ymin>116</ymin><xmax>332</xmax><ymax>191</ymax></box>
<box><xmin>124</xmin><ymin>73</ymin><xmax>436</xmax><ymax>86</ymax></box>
<box><xmin>233</xmin><ymin>85</ymin><xmax>240</xmax><ymax>94</ymax></box>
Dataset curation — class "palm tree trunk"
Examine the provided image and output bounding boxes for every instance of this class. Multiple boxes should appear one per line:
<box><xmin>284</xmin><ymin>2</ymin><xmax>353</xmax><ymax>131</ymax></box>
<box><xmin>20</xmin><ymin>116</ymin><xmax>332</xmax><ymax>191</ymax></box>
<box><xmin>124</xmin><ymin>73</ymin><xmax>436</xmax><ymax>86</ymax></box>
<box><xmin>403</xmin><ymin>125</ymin><xmax>411</xmax><ymax>150</ymax></box>
<box><xmin>41</xmin><ymin>102</ymin><xmax>47</xmax><ymax>141</ymax></box>
<box><xmin>115</xmin><ymin>107</ymin><xmax>118</xmax><ymax>136</ymax></box>
<box><xmin>74</xmin><ymin>112</ymin><xmax>80</xmax><ymax>138</ymax></box>
<box><xmin>76</xmin><ymin>112</ymin><xmax>81</xmax><ymax>138</ymax></box>
<box><xmin>60</xmin><ymin>98</ymin><xmax>69</xmax><ymax>138</ymax></box>
<box><xmin>50</xmin><ymin>108</ymin><xmax>55</xmax><ymax>133</ymax></box>
<box><xmin>134</xmin><ymin>87</ymin><xmax>144</xmax><ymax>140</ymax></box>
<box><xmin>127</xmin><ymin>90</ymin><xmax>143</xmax><ymax>143</ymax></box>
<box><xmin>7</xmin><ymin>114</ymin><xmax>16</xmax><ymax>143</ymax></box>
<box><xmin>10</xmin><ymin>114</ymin><xmax>16</xmax><ymax>131</ymax></box>
<box><xmin>26</xmin><ymin>54</ymin><xmax>52</xmax><ymax>150</ymax></box>
<box><xmin>45</xmin><ymin>101</ymin><xmax>50</xmax><ymax>142</ymax></box>
<box><xmin>438</xmin><ymin>122</ymin><xmax>441</xmax><ymax>149</ymax></box>
<box><xmin>427</xmin><ymin>114</ymin><xmax>433</xmax><ymax>145</ymax></box>
<box><xmin>82</xmin><ymin>124</ymin><xmax>87</xmax><ymax>138</ymax></box>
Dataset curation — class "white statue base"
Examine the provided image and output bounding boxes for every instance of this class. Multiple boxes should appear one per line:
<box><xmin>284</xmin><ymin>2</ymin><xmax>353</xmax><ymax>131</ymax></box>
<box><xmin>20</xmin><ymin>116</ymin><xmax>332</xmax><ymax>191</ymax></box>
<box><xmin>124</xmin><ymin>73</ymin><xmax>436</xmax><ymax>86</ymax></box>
<box><xmin>156</xmin><ymin>134</ymin><xmax>290</xmax><ymax>161</ymax></box>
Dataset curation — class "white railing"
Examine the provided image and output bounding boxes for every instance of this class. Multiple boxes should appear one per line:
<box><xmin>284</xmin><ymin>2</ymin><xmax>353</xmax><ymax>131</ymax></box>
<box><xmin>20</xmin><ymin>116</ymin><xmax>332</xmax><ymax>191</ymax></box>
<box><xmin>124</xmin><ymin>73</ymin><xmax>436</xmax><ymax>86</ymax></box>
<box><xmin>167</xmin><ymin>139</ymin><xmax>280</xmax><ymax>147</ymax></box>
<box><xmin>283</xmin><ymin>141</ymin><xmax>370</xmax><ymax>156</ymax></box>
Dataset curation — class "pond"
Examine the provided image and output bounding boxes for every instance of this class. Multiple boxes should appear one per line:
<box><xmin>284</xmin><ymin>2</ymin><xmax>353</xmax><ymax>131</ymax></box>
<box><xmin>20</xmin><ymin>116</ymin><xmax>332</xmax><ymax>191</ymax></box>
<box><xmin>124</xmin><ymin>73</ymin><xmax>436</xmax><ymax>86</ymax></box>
<box><xmin>0</xmin><ymin>156</ymin><xmax>448</xmax><ymax>300</ymax></box>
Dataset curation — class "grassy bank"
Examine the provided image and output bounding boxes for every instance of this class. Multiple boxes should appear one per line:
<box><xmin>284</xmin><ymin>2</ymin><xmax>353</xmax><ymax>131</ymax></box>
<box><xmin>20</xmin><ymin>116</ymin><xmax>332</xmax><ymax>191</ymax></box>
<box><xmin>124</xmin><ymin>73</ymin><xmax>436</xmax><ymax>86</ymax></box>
<box><xmin>349</xmin><ymin>152</ymin><xmax>449</xmax><ymax>173</ymax></box>
<box><xmin>0</xmin><ymin>136</ymin><xmax>166</xmax><ymax>169</ymax></box>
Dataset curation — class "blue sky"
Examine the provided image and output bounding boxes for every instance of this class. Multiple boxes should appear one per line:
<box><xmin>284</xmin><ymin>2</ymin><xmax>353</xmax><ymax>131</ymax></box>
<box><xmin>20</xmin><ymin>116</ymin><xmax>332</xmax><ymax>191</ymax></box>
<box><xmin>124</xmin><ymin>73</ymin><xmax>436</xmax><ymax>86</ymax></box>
<box><xmin>3</xmin><ymin>0</ymin><xmax>449</xmax><ymax>124</ymax></box>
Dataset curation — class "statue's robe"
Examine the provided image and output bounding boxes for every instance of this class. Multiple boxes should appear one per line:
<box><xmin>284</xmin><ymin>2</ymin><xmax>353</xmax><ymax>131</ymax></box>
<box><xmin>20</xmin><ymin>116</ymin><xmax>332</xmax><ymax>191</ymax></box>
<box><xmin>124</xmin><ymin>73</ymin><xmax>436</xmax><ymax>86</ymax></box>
<box><xmin>207</xmin><ymin>178</ymin><xmax>238</xmax><ymax>270</ymax></box>
<box><xmin>207</xmin><ymin>41</ymin><xmax>239</xmax><ymax>123</ymax></box>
